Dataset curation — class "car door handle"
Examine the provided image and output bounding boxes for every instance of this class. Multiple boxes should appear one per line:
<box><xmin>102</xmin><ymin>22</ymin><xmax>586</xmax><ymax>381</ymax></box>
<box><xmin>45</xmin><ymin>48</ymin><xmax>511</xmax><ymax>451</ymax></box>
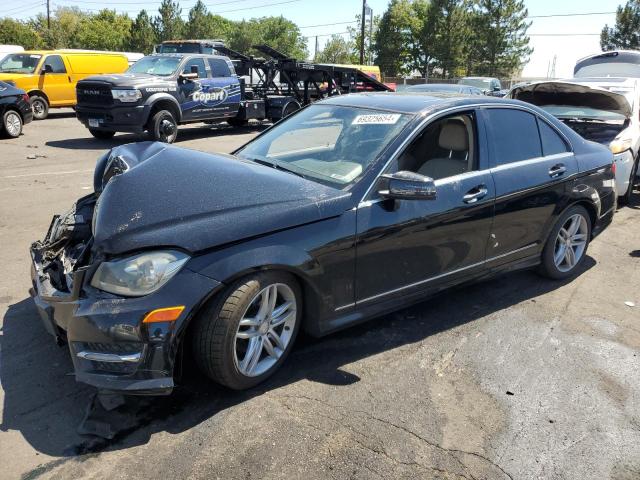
<box><xmin>549</xmin><ymin>164</ymin><xmax>566</xmax><ymax>177</ymax></box>
<box><xmin>463</xmin><ymin>185</ymin><xmax>488</xmax><ymax>204</ymax></box>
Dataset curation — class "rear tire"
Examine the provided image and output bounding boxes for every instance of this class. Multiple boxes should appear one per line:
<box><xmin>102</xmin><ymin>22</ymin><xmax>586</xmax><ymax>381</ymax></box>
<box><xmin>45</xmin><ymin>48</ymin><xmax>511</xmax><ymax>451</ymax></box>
<box><xmin>149</xmin><ymin>109</ymin><xmax>178</xmax><ymax>143</ymax></box>
<box><xmin>227</xmin><ymin>117</ymin><xmax>248</xmax><ymax>127</ymax></box>
<box><xmin>191</xmin><ymin>271</ymin><xmax>301</xmax><ymax>390</ymax></box>
<box><xmin>88</xmin><ymin>129</ymin><xmax>115</xmax><ymax>140</ymax></box>
<box><xmin>2</xmin><ymin>110</ymin><xmax>23</xmax><ymax>138</ymax></box>
<box><xmin>537</xmin><ymin>205</ymin><xmax>591</xmax><ymax>280</ymax></box>
<box><xmin>30</xmin><ymin>95</ymin><xmax>49</xmax><ymax>120</ymax></box>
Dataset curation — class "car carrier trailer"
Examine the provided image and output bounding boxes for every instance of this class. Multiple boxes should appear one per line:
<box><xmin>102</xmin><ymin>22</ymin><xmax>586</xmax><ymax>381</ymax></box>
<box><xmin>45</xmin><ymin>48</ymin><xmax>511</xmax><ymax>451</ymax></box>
<box><xmin>75</xmin><ymin>45</ymin><xmax>393</xmax><ymax>143</ymax></box>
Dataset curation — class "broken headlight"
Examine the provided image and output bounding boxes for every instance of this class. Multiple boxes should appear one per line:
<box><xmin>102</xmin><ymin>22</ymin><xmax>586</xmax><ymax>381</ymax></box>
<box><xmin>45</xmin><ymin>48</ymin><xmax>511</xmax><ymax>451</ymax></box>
<box><xmin>90</xmin><ymin>250</ymin><xmax>189</xmax><ymax>296</ymax></box>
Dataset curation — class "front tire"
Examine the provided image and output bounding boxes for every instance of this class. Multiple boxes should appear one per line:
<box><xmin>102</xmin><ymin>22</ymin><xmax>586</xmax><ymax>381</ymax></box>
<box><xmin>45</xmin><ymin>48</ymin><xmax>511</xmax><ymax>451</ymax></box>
<box><xmin>30</xmin><ymin>95</ymin><xmax>49</xmax><ymax>120</ymax></box>
<box><xmin>619</xmin><ymin>156</ymin><xmax>638</xmax><ymax>205</ymax></box>
<box><xmin>88</xmin><ymin>128</ymin><xmax>115</xmax><ymax>140</ymax></box>
<box><xmin>149</xmin><ymin>109</ymin><xmax>178</xmax><ymax>143</ymax></box>
<box><xmin>2</xmin><ymin>110</ymin><xmax>23</xmax><ymax>138</ymax></box>
<box><xmin>538</xmin><ymin>205</ymin><xmax>591</xmax><ymax>280</ymax></box>
<box><xmin>192</xmin><ymin>271</ymin><xmax>301</xmax><ymax>390</ymax></box>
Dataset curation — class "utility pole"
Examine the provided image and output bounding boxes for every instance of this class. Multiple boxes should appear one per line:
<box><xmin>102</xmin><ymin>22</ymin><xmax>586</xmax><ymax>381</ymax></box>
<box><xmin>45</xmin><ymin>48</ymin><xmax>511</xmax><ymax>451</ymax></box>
<box><xmin>359</xmin><ymin>0</ymin><xmax>366</xmax><ymax>65</ymax></box>
<box><xmin>46</xmin><ymin>0</ymin><xmax>51</xmax><ymax>29</ymax></box>
<box><xmin>314</xmin><ymin>36</ymin><xmax>318</xmax><ymax>62</ymax></box>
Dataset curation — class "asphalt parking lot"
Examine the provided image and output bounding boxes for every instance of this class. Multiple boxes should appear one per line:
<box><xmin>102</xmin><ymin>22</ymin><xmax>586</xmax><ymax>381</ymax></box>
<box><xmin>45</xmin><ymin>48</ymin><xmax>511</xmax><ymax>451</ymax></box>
<box><xmin>1</xmin><ymin>112</ymin><xmax>639</xmax><ymax>480</ymax></box>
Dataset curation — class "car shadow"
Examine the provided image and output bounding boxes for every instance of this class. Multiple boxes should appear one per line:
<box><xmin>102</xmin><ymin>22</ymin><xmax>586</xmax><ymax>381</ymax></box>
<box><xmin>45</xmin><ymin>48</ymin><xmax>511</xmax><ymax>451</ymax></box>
<box><xmin>44</xmin><ymin>123</ymin><xmax>270</xmax><ymax>150</ymax></box>
<box><xmin>0</xmin><ymin>258</ymin><xmax>595</xmax><ymax>460</ymax></box>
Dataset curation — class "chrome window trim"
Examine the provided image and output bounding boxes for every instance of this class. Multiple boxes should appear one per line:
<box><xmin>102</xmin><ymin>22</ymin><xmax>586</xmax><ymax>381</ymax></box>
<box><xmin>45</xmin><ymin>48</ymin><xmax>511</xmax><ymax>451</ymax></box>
<box><xmin>358</xmin><ymin>102</ymin><xmax>574</xmax><ymax>206</ymax></box>
<box><xmin>335</xmin><ymin>243</ymin><xmax>537</xmax><ymax>310</ymax></box>
<box><xmin>489</xmin><ymin>152</ymin><xmax>574</xmax><ymax>173</ymax></box>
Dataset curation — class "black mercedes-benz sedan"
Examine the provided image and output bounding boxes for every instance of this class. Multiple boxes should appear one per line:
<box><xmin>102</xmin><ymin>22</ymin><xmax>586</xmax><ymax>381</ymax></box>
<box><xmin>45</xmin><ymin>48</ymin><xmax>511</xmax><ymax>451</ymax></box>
<box><xmin>0</xmin><ymin>80</ymin><xmax>32</xmax><ymax>138</ymax></box>
<box><xmin>30</xmin><ymin>93</ymin><xmax>616</xmax><ymax>394</ymax></box>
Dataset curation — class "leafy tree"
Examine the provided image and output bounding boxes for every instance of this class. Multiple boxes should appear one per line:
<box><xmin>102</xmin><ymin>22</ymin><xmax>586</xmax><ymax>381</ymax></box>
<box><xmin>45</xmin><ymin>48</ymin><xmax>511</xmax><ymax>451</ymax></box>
<box><xmin>347</xmin><ymin>13</ymin><xmax>380</xmax><ymax>64</ymax></box>
<box><xmin>185</xmin><ymin>1</ymin><xmax>234</xmax><ymax>40</ymax></box>
<box><xmin>153</xmin><ymin>0</ymin><xmax>184</xmax><ymax>42</ymax></box>
<box><xmin>467</xmin><ymin>0</ymin><xmax>532</xmax><ymax>77</ymax></box>
<box><xmin>316</xmin><ymin>35</ymin><xmax>356</xmax><ymax>64</ymax></box>
<box><xmin>129</xmin><ymin>10</ymin><xmax>157</xmax><ymax>53</ymax></box>
<box><xmin>74</xmin><ymin>9</ymin><xmax>132</xmax><ymax>51</ymax></box>
<box><xmin>373</xmin><ymin>0</ymin><xmax>416</xmax><ymax>76</ymax></box>
<box><xmin>601</xmin><ymin>0</ymin><xmax>640</xmax><ymax>50</ymax></box>
<box><xmin>0</xmin><ymin>19</ymin><xmax>42</xmax><ymax>49</ymax></box>
<box><xmin>30</xmin><ymin>7</ymin><xmax>88</xmax><ymax>49</ymax></box>
<box><xmin>229</xmin><ymin>16</ymin><xmax>307</xmax><ymax>59</ymax></box>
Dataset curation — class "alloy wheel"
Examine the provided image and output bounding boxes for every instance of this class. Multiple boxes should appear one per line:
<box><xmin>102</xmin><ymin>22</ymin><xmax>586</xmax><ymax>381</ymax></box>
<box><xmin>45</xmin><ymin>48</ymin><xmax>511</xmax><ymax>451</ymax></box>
<box><xmin>553</xmin><ymin>213</ymin><xmax>588</xmax><ymax>272</ymax></box>
<box><xmin>5</xmin><ymin>112</ymin><xmax>21</xmax><ymax>136</ymax></box>
<box><xmin>234</xmin><ymin>283</ymin><xmax>297</xmax><ymax>377</ymax></box>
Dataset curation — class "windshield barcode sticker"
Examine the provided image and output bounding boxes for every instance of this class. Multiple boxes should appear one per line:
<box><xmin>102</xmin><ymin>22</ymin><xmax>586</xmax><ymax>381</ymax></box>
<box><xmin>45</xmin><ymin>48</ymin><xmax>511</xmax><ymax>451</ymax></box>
<box><xmin>352</xmin><ymin>114</ymin><xmax>401</xmax><ymax>125</ymax></box>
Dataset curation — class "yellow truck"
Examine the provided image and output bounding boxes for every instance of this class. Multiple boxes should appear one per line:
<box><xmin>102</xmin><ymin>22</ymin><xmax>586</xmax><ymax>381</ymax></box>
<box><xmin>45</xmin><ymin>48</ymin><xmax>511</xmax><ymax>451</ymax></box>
<box><xmin>0</xmin><ymin>50</ymin><xmax>128</xmax><ymax>119</ymax></box>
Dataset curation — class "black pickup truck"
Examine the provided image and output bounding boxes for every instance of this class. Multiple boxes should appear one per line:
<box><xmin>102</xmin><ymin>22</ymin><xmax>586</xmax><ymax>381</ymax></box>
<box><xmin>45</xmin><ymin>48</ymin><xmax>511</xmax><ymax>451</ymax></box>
<box><xmin>75</xmin><ymin>53</ymin><xmax>300</xmax><ymax>143</ymax></box>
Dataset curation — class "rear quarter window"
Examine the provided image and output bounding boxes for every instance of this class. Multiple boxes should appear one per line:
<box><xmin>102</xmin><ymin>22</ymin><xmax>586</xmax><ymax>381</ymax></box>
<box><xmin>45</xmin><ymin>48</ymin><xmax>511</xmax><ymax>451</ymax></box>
<box><xmin>538</xmin><ymin>120</ymin><xmax>569</xmax><ymax>156</ymax></box>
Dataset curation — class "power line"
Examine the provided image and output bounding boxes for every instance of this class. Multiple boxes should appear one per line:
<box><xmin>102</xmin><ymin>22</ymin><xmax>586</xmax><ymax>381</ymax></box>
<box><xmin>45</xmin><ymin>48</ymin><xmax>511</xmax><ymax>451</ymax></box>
<box><xmin>299</xmin><ymin>20</ymin><xmax>356</xmax><ymax>29</ymax></box>
<box><xmin>526</xmin><ymin>11</ymin><xmax>615</xmax><ymax>19</ymax></box>
<box><xmin>2</xmin><ymin>0</ymin><xmax>45</xmax><ymax>14</ymax></box>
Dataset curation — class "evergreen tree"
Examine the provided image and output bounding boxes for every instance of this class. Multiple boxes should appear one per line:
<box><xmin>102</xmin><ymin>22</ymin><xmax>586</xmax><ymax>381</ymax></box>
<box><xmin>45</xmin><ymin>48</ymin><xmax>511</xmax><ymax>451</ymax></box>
<box><xmin>129</xmin><ymin>10</ymin><xmax>156</xmax><ymax>53</ymax></box>
<box><xmin>467</xmin><ymin>0</ymin><xmax>532</xmax><ymax>77</ymax></box>
<box><xmin>601</xmin><ymin>0</ymin><xmax>640</xmax><ymax>51</ymax></box>
<box><xmin>153</xmin><ymin>0</ymin><xmax>184</xmax><ymax>42</ymax></box>
<box><xmin>429</xmin><ymin>0</ymin><xmax>469</xmax><ymax>78</ymax></box>
<box><xmin>373</xmin><ymin>0</ymin><xmax>416</xmax><ymax>76</ymax></box>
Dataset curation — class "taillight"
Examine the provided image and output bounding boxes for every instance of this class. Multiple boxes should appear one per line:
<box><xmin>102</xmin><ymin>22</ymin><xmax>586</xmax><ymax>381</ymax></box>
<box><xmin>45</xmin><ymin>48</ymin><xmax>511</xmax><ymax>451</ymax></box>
<box><xmin>611</xmin><ymin>161</ymin><xmax>616</xmax><ymax>176</ymax></box>
<box><xmin>22</xmin><ymin>94</ymin><xmax>29</xmax><ymax>103</ymax></box>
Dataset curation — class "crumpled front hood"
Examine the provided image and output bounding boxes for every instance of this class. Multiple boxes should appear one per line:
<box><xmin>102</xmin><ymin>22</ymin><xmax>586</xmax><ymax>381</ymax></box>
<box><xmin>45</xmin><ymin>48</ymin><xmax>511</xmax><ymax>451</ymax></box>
<box><xmin>92</xmin><ymin>142</ymin><xmax>352</xmax><ymax>254</ymax></box>
<box><xmin>509</xmin><ymin>80</ymin><xmax>632</xmax><ymax>118</ymax></box>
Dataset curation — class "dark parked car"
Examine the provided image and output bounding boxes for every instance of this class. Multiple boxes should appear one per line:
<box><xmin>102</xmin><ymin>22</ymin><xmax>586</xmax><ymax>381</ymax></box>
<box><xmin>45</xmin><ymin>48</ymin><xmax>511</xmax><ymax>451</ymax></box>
<box><xmin>0</xmin><ymin>80</ymin><xmax>32</xmax><ymax>138</ymax></box>
<box><xmin>30</xmin><ymin>93</ymin><xmax>616</xmax><ymax>395</ymax></box>
<box><xmin>458</xmin><ymin>76</ymin><xmax>505</xmax><ymax>96</ymax></box>
<box><xmin>405</xmin><ymin>83</ymin><xmax>484</xmax><ymax>95</ymax></box>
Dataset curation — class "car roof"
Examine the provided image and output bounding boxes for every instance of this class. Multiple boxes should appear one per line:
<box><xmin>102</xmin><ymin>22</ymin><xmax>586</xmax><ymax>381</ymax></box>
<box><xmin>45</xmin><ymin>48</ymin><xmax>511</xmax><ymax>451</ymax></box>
<box><xmin>318</xmin><ymin>92</ymin><xmax>529</xmax><ymax>114</ymax></box>
<box><xmin>145</xmin><ymin>53</ymin><xmax>229</xmax><ymax>60</ymax></box>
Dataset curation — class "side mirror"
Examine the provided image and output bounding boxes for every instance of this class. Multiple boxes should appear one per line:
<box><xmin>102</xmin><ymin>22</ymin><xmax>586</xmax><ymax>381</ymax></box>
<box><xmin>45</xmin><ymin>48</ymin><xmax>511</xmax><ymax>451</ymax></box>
<box><xmin>379</xmin><ymin>171</ymin><xmax>437</xmax><ymax>200</ymax></box>
<box><xmin>493</xmin><ymin>86</ymin><xmax>500</xmax><ymax>92</ymax></box>
<box><xmin>190</xmin><ymin>65</ymin><xmax>199</xmax><ymax>75</ymax></box>
<box><xmin>41</xmin><ymin>64</ymin><xmax>53</xmax><ymax>74</ymax></box>
<box><xmin>180</xmin><ymin>72</ymin><xmax>198</xmax><ymax>81</ymax></box>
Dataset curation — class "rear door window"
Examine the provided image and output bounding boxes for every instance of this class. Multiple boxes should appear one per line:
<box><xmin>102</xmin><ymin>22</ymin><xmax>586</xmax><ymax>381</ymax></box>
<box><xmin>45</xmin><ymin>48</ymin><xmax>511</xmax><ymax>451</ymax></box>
<box><xmin>208</xmin><ymin>58</ymin><xmax>232</xmax><ymax>77</ymax></box>
<box><xmin>484</xmin><ymin>108</ymin><xmax>542</xmax><ymax>166</ymax></box>
<box><xmin>538</xmin><ymin>120</ymin><xmax>569</xmax><ymax>156</ymax></box>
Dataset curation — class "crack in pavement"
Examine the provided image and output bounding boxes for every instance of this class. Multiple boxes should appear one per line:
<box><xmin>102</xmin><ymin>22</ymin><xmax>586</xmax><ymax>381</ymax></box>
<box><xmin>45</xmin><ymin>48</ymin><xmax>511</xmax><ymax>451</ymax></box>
<box><xmin>275</xmin><ymin>393</ymin><xmax>514</xmax><ymax>480</ymax></box>
<box><xmin>276</xmin><ymin>397</ymin><xmax>469</xmax><ymax>480</ymax></box>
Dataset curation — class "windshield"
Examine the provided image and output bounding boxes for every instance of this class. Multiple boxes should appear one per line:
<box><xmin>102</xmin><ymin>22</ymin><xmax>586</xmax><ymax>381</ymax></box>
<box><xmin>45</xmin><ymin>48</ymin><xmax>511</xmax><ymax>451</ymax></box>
<box><xmin>407</xmin><ymin>84</ymin><xmax>460</xmax><ymax>92</ymax></box>
<box><xmin>0</xmin><ymin>53</ymin><xmax>41</xmax><ymax>73</ymax></box>
<box><xmin>575</xmin><ymin>62</ymin><xmax>640</xmax><ymax>77</ymax></box>
<box><xmin>459</xmin><ymin>78</ymin><xmax>491</xmax><ymax>88</ymax></box>
<box><xmin>236</xmin><ymin>104</ymin><xmax>412</xmax><ymax>189</ymax></box>
<box><xmin>127</xmin><ymin>56</ymin><xmax>182</xmax><ymax>76</ymax></box>
<box><xmin>540</xmin><ymin>105</ymin><xmax>627</xmax><ymax>122</ymax></box>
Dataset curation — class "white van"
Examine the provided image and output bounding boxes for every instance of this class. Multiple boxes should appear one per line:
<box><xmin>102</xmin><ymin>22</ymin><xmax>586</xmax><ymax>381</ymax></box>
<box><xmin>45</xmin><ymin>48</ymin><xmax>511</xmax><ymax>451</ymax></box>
<box><xmin>0</xmin><ymin>45</ymin><xmax>24</xmax><ymax>61</ymax></box>
<box><xmin>574</xmin><ymin>50</ymin><xmax>640</xmax><ymax>78</ymax></box>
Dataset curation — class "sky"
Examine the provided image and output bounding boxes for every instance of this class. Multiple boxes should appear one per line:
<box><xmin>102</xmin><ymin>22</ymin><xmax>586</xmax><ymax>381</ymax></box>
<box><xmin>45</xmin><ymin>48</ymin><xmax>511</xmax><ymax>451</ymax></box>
<box><xmin>3</xmin><ymin>0</ymin><xmax>622</xmax><ymax>78</ymax></box>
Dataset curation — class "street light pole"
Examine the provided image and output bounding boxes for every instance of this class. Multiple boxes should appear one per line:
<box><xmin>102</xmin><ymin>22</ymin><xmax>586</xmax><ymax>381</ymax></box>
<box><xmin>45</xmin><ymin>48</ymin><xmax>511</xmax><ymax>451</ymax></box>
<box><xmin>359</xmin><ymin>0</ymin><xmax>365</xmax><ymax>65</ymax></box>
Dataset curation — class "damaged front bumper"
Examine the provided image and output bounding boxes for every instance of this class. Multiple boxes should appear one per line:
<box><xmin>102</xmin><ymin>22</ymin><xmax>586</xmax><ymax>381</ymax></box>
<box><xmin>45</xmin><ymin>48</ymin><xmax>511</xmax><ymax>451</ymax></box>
<box><xmin>29</xmin><ymin>203</ymin><xmax>221</xmax><ymax>395</ymax></box>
